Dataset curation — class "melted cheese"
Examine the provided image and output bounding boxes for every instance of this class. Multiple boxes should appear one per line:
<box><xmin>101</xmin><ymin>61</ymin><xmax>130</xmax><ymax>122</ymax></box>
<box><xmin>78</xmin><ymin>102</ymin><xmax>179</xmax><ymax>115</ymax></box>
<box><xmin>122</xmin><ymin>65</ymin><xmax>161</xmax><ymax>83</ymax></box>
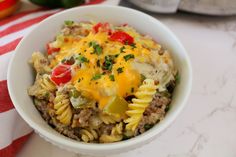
<box><xmin>51</xmin><ymin>22</ymin><xmax>162</xmax><ymax>109</ymax></box>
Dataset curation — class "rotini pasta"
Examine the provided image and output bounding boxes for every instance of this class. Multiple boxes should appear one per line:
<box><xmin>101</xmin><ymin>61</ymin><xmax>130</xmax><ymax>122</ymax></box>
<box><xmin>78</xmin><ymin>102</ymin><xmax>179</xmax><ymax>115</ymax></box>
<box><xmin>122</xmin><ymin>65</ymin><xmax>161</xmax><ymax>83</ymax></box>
<box><xmin>99</xmin><ymin>113</ymin><xmax>121</xmax><ymax>125</ymax></box>
<box><xmin>99</xmin><ymin>134</ymin><xmax>123</xmax><ymax>143</ymax></box>
<box><xmin>40</xmin><ymin>74</ymin><xmax>56</xmax><ymax>92</ymax></box>
<box><xmin>28</xmin><ymin>74</ymin><xmax>55</xmax><ymax>99</ymax></box>
<box><xmin>80</xmin><ymin>129</ymin><xmax>98</xmax><ymax>142</ymax></box>
<box><xmin>99</xmin><ymin>122</ymin><xmax>123</xmax><ymax>143</ymax></box>
<box><xmin>111</xmin><ymin>122</ymin><xmax>123</xmax><ymax>135</ymax></box>
<box><xmin>124</xmin><ymin>79</ymin><xmax>158</xmax><ymax>132</ymax></box>
<box><xmin>53</xmin><ymin>90</ymin><xmax>72</xmax><ymax>125</ymax></box>
<box><xmin>30</xmin><ymin>51</ymin><xmax>51</xmax><ymax>74</ymax></box>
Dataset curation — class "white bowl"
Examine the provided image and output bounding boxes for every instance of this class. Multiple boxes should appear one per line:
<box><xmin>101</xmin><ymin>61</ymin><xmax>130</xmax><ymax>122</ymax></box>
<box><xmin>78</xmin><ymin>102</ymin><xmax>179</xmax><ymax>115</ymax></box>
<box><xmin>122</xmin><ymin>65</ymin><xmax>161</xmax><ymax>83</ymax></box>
<box><xmin>8</xmin><ymin>5</ymin><xmax>192</xmax><ymax>156</ymax></box>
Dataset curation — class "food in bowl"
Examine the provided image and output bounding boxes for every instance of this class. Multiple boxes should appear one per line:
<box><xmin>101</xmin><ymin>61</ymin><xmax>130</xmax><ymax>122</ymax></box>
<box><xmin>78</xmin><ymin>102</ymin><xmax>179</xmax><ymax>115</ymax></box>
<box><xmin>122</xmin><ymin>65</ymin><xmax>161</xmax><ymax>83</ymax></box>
<box><xmin>28</xmin><ymin>20</ymin><xmax>178</xmax><ymax>143</ymax></box>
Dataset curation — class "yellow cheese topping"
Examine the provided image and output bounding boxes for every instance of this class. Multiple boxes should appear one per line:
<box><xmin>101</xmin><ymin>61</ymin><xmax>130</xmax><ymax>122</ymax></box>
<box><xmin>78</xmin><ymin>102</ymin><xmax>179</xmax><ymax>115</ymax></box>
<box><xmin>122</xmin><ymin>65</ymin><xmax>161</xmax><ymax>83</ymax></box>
<box><xmin>50</xmin><ymin>22</ymin><xmax>160</xmax><ymax>109</ymax></box>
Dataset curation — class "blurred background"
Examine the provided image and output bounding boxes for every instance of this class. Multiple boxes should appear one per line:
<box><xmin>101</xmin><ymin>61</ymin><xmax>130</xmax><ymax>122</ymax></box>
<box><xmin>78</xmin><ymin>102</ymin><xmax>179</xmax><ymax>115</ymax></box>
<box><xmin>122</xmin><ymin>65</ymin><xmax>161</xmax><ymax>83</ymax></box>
<box><xmin>1</xmin><ymin>0</ymin><xmax>236</xmax><ymax>19</ymax></box>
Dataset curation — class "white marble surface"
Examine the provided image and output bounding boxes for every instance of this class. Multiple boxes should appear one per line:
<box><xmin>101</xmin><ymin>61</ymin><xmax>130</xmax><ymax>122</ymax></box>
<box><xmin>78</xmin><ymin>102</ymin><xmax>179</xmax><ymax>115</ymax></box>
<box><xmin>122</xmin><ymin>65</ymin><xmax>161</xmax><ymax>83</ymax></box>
<box><xmin>17</xmin><ymin>2</ymin><xmax>236</xmax><ymax>157</ymax></box>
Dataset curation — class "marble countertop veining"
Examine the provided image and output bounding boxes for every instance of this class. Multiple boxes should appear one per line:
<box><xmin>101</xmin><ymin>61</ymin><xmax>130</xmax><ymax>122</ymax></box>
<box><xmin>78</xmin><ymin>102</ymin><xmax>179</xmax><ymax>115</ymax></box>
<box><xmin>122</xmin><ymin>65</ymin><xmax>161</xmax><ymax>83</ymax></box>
<box><xmin>17</xmin><ymin>2</ymin><xmax>236</xmax><ymax>157</ymax></box>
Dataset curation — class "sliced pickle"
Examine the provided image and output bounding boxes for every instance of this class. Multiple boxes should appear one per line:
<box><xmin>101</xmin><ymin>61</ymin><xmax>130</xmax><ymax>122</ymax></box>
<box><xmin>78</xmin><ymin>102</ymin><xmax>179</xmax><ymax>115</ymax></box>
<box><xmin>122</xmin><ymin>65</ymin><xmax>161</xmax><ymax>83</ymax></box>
<box><xmin>104</xmin><ymin>95</ymin><xmax>128</xmax><ymax>117</ymax></box>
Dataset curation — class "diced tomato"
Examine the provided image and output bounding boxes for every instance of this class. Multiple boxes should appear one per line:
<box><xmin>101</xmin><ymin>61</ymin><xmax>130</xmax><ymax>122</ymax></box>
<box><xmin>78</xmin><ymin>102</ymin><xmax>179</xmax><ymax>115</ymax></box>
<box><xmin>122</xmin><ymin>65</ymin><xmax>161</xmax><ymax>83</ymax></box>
<box><xmin>110</xmin><ymin>31</ymin><xmax>134</xmax><ymax>45</ymax></box>
<box><xmin>93</xmin><ymin>22</ymin><xmax>103</xmax><ymax>33</ymax></box>
<box><xmin>51</xmin><ymin>64</ymin><xmax>72</xmax><ymax>85</ymax></box>
<box><xmin>93</xmin><ymin>22</ymin><xmax>112</xmax><ymax>34</ymax></box>
<box><xmin>46</xmin><ymin>43</ymin><xmax>60</xmax><ymax>55</ymax></box>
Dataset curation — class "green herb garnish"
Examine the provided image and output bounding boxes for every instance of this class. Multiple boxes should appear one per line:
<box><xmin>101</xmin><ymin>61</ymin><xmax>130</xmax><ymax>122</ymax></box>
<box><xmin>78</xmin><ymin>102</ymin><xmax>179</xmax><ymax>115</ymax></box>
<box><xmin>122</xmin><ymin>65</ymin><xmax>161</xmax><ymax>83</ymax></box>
<box><xmin>94</xmin><ymin>44</ymin><xmax>102</xmax><ymax>55</ymax></box>
<box><xmin>109</xmin><ymin>75</ymin><xmax>115</xmax><ymax>81</ymax></box>
<box><xmin>64</xmin><ymin>20</ymin><xmax>74</xmax><ymax>26</ymax></box>
<box><xmin>76</xmin><ymin>55</ymin><xmax>89</xmax><ymax>63</ymax></box>
<box><xmin>130</xmin><ymin>43</ymin><xmax>136</xmax><ymax>49</ymax></box>
<box><xmin>102</xmin><ymin>55</ymin><xmax>114</xmax><ymax>71</ymax></box>
<box><xmin>120</xmin><ymin>46</ymin><xmax>125</xmax><ymax>53</ymax></box>
<box><xmin>117</xmin><ymin>67</ymin><xmax>123</xmax><ymax>74</ymax></box>
<box><xmin>89</xmin><ymin>41</ymin><xmax>103</xmax><ymax>55</ymax></box>
<box><xmin>91</xmin><ymin>74</ymin><xmax>102</xmax><ymax>80</ymax></box>
<box><xmin>96</xmin><ymin>60</ymin><xmax>100</xmax><ymax>67</ymax></box>
<box><xmin>89</xmin><ymin>41</ymin><xmax>97</xmax><ymax>47</ymax></box>
<box><xmin>61</xmin><ymin>58</ymin><xmax>66</xmax><ymax>63</ymax></box>
<box><xmin>123</xmin><ymin>54</ymin><xmax>135</xmax><ymax>61</ymax></box>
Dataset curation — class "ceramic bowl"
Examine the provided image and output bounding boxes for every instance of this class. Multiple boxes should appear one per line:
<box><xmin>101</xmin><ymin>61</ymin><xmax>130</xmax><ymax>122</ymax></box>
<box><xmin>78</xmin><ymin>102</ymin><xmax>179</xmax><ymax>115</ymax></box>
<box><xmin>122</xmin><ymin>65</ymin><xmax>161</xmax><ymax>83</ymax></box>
<box><xmin>8</xmin><ymin>5</ymin><xmax>192</xmax><ymax>156</ymax></box>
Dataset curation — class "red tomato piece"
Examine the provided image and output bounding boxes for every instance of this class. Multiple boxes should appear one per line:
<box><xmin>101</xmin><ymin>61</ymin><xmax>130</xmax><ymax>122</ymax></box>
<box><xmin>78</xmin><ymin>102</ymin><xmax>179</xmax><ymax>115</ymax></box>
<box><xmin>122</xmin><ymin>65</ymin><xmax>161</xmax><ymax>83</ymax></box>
<box><xmin>46</xmin><ymin>43</ymin><xmax>60</xmax><ymax>55</ymax></box>
<box><xmin>93</xmin><ymin>22</ymin><xmax>103</xmax><ymax>33</ymax></box>
<box><xmin>93</xmin><ymin>22</ymin><xmax>112</xmax><ymax>34</ymax></box>
<box><xmin>110</xmin><ymin>31</ymin><xmax>134</xmax><ymax>45</ymax></box>
<box><xmin>51</xmin><ymin>64</ymin><xmax>71</xmax><ymax>85</ymax></box>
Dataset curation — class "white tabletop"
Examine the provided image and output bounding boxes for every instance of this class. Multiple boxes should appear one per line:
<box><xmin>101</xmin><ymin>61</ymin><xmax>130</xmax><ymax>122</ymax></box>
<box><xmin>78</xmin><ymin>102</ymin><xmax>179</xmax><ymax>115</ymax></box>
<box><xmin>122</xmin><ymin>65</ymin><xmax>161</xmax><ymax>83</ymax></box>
<box><xmin>17</xmin><ymin>1</ymin><xmax>236</xmax><ymax>157</ymax></box>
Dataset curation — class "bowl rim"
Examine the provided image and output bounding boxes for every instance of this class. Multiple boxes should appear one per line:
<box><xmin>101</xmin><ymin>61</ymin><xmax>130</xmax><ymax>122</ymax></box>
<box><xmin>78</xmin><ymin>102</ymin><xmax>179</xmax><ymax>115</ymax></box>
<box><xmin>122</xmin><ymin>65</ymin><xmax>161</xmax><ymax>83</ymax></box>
<box><xmin>7</xmin><ymin>5</ymin><xmax>192</xmax><ymax>151</ymax></box>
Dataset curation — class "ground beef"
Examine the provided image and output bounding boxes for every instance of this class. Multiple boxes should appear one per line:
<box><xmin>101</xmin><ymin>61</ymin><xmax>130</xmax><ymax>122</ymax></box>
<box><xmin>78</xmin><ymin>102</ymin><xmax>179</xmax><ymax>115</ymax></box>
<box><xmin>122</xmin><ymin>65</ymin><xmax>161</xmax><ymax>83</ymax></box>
<box><xmin>49</xmin><ymin>117</ymin><xmax>80</xmax><ymax>140</ymax></box>
<box><xmin>135</xmin><ymin>93</ymin><xmax>171</xmax><ymax>135</ymax></box>
<box><xmin>72</xmin><ymin>109</ymin><xmax>93</xmax><ymax>128</ymax></box>
<box><xmin>61</xmin><ymin>25</ymin><xmax>90</xmax><ymax>37</ymax></box>
<box><xmin>98</xmin><ymin>124</ymin><xmax>114</xmax><ymax>135</ymax></box>
<box><xmin>34</xmin><ymin>99</ymin><xmax>51</xmax><ymax>122</ymax></box>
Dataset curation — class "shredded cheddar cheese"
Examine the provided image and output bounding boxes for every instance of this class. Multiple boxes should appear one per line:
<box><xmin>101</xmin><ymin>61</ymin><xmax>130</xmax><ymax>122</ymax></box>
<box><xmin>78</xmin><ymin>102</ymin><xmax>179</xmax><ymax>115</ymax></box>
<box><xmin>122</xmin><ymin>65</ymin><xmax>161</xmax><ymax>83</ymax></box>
<box><xmin>49</xmin><ymin>21</ymin><xmax>172</xmax><ymax>109</ymax></box>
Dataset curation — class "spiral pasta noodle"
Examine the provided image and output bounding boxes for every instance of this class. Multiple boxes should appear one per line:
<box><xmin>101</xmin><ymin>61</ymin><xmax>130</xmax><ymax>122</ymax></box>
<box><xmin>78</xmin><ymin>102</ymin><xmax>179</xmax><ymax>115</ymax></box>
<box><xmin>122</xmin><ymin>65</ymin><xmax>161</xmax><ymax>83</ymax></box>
<box><xmin>99</xmin><ymin>122</ymin><xmax>123</xmax><ymax>143</ymax></box>
<box><xmin>28</xmin><ymin>74</ymin><xmax>56</xmax><ymax>99</ymax></box>
<box><xmin>124</xmin><ymin>79</ymin><xmax>158</xmax><ymax>132</ymax></box>
<box><xmin>99</xmin><ymin>113</ymin><xmax>121</xmax><ymax>124</ymax></box>
<box><xmin>53</xmin><ymin>91</ymin><xmax>72</xmax><ymax>125</ymax></box>
<box><xmin>40</xmin><ymin>74</ymin><xmax>56</xmax><ymax>92</ymax></box>
<box><xmin>80</xmin><ymin>129</ymin><xmax>98</xmax><ymax>143</ymax></box>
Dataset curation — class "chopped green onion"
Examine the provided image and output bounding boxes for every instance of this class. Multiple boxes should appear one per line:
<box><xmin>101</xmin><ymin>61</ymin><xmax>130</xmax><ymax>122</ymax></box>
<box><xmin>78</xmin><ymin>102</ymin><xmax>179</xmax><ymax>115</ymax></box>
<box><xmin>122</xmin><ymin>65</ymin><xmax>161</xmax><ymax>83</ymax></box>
<box><xmin>102</xmin><ymin>55</ymin><xmax>114</xmax><ymax>71</ymax></box>
<box><xmin>76</xmin><ymin>55</ymin><xmax>89</xmax><ymax>63</ymax></box>
<box><xmin>96</xmin><ymin>60</ymin><xmax>100</xmax><ymax>67</ymax></box>
<box><xmin>94</xmin><ymin>44</ymin><xmax>102</xmax><ymax>55</ymax></box>
<box><xmin>117</xmin><ymin>67</ymin><xmax>123</xmax><ymax>74</ymax></box>
<box><xmin>91</xmin><ymin>74</ymin><xmax>102</xmax><ymax>80</ymax></box>
<box><xmin>120</xmin><ymin>46</ymin><xmax>125</xmax><ymax>53</ymax></box>
<box><xmin>123</xmin><ymin>54</ymin><xmax>135</xmax><ymax>61</ymax></box>
<box><xmin>109</xmin><ymin>75</ymin><xmax>115</xmax><ymax>81</ymax></box>
<box><xmin>89</xmin><ymin>41</ymin><xmax>103</xmax><ymax>55</ymax></box>
<box><xmin>89</xmin><ymin>41</ymin><xmax>97</xmax><ymax>47</ymax></box>
<box><xmin>130</xmin><ymin>43</ymin><xmax>136</xmax><ymax>48</ymax></box>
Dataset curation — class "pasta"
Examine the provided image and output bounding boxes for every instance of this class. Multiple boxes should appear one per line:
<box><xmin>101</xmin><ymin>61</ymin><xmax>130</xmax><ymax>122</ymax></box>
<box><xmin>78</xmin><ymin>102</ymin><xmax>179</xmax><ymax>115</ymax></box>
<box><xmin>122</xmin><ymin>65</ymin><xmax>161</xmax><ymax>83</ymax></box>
<box><xmin>53</xmin><ymin>90</ymin><xmax>72</xmax><ymax>125</ymax></box>
<box><xmin>28</xmin><ymin>21</ymin><xmax>177</xmax><ymax>143</ymax></box>
<box><xmin>40</xmin><ymin>74</ymin><xmax>56</xmax><ymax>92</ymax></box>
<box><xmin>28</xmin><ymin>74</ymin><xmax>55</xmax><ymax>99</ymax></box>
<box><xmin>80</xmin><ymin>129</ymin><xmax>98</xmax><ymax>143</ymax></box>
<box><xmin>99</xmin><ymin>113</ymin><xmax>121</xmax><ymax>125</ymax></box>
<box><xmin>124</xmin><ymin>79</ymin><xmax>158</xmax><ymax>132</ymax></box>
<box><xmin>99</xmin><ymin>122</ymin><xmax>123</xmax><ymax>143</ymax></box>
